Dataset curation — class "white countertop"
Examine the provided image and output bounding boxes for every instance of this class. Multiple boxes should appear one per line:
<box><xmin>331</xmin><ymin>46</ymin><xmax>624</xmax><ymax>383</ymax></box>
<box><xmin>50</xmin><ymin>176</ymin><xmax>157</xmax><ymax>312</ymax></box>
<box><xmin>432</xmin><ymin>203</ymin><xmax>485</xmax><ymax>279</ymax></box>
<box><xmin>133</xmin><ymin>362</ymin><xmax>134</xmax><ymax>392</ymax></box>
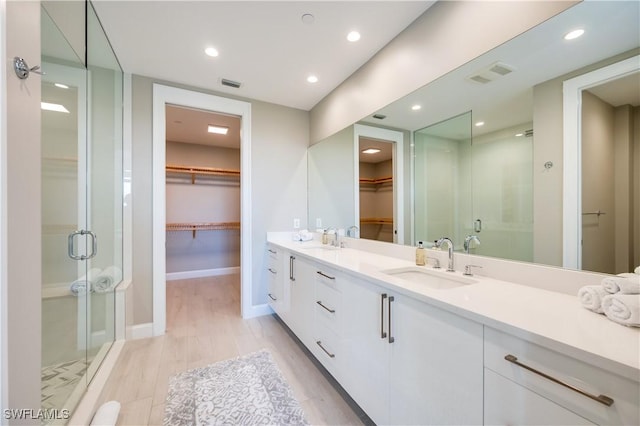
<box><xmin>268</xmin><ymin>235</ymin><xmax>640</xmax><ymax>379</ymax></box>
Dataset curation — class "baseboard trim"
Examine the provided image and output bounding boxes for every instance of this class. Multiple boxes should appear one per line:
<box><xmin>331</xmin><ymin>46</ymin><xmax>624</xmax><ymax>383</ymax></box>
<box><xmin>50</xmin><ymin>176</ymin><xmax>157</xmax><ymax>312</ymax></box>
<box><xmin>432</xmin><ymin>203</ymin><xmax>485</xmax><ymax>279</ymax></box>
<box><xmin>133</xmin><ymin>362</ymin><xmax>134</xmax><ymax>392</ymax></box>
<box><xmin>166</xmin><ymin>266</ymin><xmax>240</xmax><ymax>281</ymax></box>
<box><xmin>126</xmin><ymin>322</ymin><xmax>154</xmax><ymax>340</ymax></box>
<box><xmin>242</xmin><ymin>303</ymin><xmax>274</xmax><ymax>319</ymax></box>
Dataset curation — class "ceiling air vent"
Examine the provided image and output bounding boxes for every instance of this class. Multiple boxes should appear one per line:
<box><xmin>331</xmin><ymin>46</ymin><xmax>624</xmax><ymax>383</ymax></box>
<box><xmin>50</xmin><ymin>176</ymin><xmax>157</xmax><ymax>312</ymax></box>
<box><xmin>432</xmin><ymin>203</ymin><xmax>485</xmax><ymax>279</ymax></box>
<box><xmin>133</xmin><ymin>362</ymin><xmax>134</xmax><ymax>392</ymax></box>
<box><xmin>466</xmin><ymin>61</ymin><xmax>515</xmax><ymax>85</ymax></box>
<box><xmin>373</xmin><ymin>114</ymin><xmax>387</xmax><ymax>120</ymax></box>
<box><xmin>221</xmin><ymin>78</ymin><xmax>241</xmax><ymax>89</ymax></box>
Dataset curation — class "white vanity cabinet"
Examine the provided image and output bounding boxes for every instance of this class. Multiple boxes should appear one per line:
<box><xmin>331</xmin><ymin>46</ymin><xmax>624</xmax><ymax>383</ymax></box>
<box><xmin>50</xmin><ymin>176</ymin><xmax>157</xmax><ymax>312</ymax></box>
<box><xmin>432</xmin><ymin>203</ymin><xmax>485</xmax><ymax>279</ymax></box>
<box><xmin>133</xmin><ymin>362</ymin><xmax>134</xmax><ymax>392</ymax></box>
<box><xmin>341</xmin><ymin>277</ymin><xmax>484</xmax><ymax>425</ymax></box>
<box><xmin>484</xmin><ymin>327</ymin><xmax>639</xmax><ymax>426</ymax></box>
<box><xmin>266</xmin><ymin>245</ymin><xmax>285</xmax><ymax>315</ymax></box>
<box><xmin>286</xmin><ymin>255</ymin><xmax>315</xmax><ymax>348</ymax></box>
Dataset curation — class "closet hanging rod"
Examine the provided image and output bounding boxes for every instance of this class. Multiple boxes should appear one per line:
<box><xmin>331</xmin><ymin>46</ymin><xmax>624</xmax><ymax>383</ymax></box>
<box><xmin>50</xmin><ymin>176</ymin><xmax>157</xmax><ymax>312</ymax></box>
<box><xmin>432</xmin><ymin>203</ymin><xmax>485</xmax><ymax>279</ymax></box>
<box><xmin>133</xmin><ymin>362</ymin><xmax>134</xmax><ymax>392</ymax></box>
<box><xmin>166</xmin><ymin>165</ymin><xmax>240</xmax><ymax>184</ymax></box>
<box><xmin>582</xmin><ymin>210</ymin><xmax>606</xmax><ymax>217</ymax></box>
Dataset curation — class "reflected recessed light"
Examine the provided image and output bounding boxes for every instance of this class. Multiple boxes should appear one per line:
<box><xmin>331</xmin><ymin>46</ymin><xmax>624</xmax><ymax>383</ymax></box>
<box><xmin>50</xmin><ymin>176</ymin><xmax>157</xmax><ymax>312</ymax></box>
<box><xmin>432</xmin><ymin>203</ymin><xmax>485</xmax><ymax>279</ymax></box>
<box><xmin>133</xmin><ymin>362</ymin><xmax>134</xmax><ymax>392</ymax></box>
<box><xmin>41</xmin><ymin>102</ymin><xmax>69</xmax><ymax>113</ymax></box>
<box><xmin>411</xmin><ymin>104</ymin><xmax>421</xmax><ymax>111</ymax></box>
<box><xmin>208</xmin><ymin>125</ymin><xmax>228</xmax><ymax>135</ymax></box>
<box><xmin>205</xmin><ymin>47</ymin><xmax>219</xmax><ymax>57</ymax></box>
<box><xmin>564</xmin><ymin>29</ymin><xmax>584</xmax><ymax>40</ymax></box>
<box><xmin>515</xmin><ymin>133</ymin><xmax>524</xmax><ymax>137</ymax></box>
<box><xmin>54</xmin><ymin>83</ymin><xmax>69</xmax><ymax>89</ymax></box>
<box><xmin>475</xmin><ymin>121</ymin><xmax>485</xmax><ymax>127</ymax></box>
<box><xmin>347</xmin><ymin>31</ymin><xmax>361</xmax><ymax>42</ymax></box>
<box><xmin>307</xmin><ymin>75</ymin><xmax>318</xmax><ymax>83</ymax></box>
<box><xmin>362</xmin><ymin>148</ymin><xmax>381</xmax><ymax>155</ymax></box>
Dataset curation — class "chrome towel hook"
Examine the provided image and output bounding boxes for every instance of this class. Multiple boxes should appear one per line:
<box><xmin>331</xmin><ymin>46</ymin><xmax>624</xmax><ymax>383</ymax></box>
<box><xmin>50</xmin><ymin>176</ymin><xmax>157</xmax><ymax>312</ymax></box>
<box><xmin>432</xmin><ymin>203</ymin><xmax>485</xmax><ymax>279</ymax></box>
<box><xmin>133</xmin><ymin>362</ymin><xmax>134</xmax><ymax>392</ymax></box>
<box><xmin>13</xmin><ymin>57</ymin><xmax>45</xmax><ymax>80</ymax></box>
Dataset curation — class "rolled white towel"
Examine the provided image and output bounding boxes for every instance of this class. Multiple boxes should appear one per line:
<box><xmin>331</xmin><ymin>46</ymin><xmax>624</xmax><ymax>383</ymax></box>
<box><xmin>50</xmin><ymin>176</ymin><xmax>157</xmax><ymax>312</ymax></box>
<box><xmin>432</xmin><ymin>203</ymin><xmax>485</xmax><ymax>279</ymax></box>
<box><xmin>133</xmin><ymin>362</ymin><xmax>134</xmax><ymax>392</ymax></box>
<box><xmin>602</xmin><ymin>275</ymin><xmax>640</xmax><ymax>294</ymax></box>
<box><xmin>578</xmin><ymin>285</ymin><xmax>609</xmax><ymax>313</ymax></box>
<box><xmin>602</xmin><ymin>294</ymin><xmax>640</xmax><ymax>327</ymax></box>
<box><xmin>69</xmin><ymin>268</ymin><xmax>102</xmax><ymax>296</ymax></box>
<box><xmin>90</xmin><ymin>400</ymin><xmax>121</xmax><ymax>425</ymax></box>
<box><xmin>635</xmin><ymin>266</ymin><xmax>640</xmax><ymax>274</ymax></box>
<box><xmin>617</xmin><ymin>273</ymin><xmax>636</xmax><ymax>278</ymax></box>
<box><xmin>299</xmin><ymin>229</ymin><xmax>313</xmax><ymax>242</ymax></box>
<box><xmin>94</xmin><ymin>266</ymin><xmax>123</xmax><ymax>293</ymax></box>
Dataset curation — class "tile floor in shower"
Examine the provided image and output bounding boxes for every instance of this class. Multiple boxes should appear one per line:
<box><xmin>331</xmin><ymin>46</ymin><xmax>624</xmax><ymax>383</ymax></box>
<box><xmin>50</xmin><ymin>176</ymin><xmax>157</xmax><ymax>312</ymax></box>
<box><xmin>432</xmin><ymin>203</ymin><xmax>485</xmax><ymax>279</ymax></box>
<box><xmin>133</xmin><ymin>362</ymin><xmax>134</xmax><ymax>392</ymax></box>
<box><xmin>41</xmin><ymin>357</ymin><xmax>91</xmax><ymax>413</ymax></box>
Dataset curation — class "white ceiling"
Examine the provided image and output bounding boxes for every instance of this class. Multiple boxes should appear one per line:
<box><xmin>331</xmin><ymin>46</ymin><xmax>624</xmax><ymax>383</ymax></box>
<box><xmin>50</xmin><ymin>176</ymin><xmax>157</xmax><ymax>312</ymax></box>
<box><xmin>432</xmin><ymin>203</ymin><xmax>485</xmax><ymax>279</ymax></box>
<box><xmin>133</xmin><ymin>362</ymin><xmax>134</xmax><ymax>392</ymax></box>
<box><xmin>166</xmin><ymin>105</ymin><xmax>241</xmax><ymax>148</ymax></box>
<box><xmin>359</xmin><ymin>137</ymin><xmax>393</xmax><ymax>163</ymax></box>
<box><xmin>92</xmin><ymin>1</ymin><xmax>434</xmax><ymax>111</ymax></box>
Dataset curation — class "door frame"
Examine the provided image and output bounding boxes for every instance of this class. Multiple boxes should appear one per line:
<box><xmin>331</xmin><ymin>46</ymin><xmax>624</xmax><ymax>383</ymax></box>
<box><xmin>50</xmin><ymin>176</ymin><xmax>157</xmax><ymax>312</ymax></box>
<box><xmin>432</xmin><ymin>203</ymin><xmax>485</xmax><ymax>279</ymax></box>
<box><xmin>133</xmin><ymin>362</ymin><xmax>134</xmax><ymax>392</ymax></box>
<box><xmin>353</xmin><ymin>124</ymin><xmax>404</xmax><ymax>244</ymax></box>
<box><xmin>152</xmin><ymin>84</ymin><xmax>252</xmax><ymax>336</ymax></box>
<box><xmin>562</xmin><ymin>54</ymin><xmax>639</xmax><ymax>269</ymax></box>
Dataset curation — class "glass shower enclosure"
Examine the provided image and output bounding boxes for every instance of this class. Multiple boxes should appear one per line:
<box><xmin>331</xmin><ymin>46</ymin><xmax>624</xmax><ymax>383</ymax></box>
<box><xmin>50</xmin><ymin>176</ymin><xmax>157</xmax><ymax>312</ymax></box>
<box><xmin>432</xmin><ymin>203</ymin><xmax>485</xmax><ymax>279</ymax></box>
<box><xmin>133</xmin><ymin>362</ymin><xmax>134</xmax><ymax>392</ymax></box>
<box><xmin>40</xmin><ymin>1</ymin><xmax>123</xmax><ymax>419</ymax></box>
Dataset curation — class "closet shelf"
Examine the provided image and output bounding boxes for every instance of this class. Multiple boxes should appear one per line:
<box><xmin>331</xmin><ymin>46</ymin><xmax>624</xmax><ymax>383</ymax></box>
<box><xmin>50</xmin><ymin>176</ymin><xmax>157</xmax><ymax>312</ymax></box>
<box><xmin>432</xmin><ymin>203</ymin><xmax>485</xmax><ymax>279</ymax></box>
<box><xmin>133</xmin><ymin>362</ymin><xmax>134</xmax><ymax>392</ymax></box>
<box><xmin>360</xmin><ymin>176</ymin><xmax>393</xmax><ymax>185</ymax></box>
<box><xmin>167</xmin><ymin>222</ymin><xmax>240</xmax><ymax>238</ymax></box>
<box><xmin>360</xmin><ymin>217</ymin><xmax>393</xmax><ymax>225</ymax></box>
<box><xmin>166</xmin><ymin>164</ymin><xmax>240</xmax><ymax>184</ymax></box>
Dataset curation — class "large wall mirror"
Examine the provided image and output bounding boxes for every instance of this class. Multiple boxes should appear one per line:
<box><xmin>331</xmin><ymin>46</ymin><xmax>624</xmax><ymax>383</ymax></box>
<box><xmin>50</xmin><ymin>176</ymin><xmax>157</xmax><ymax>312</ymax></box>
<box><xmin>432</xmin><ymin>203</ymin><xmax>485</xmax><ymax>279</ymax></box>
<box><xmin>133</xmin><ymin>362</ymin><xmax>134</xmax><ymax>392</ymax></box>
<box><xmin>308</xmin><ymin>1</ymin><xmax>640</xmax><ymax>275</ymax></box>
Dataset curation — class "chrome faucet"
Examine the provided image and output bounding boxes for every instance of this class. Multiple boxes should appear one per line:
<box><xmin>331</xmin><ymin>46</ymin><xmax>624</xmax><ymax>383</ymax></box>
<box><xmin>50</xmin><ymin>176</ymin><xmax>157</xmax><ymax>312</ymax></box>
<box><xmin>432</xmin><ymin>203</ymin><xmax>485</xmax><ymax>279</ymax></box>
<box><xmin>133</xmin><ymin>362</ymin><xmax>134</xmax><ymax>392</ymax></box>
<box><xmin>347</xmin><ymin>225</ymin><xmax>359</xmax><ymax>238</ymax></box>
<box><xmin>464</xmin><ymin>235</ymin><xmax>480</xmax><ymax>254</ymax></box>
<box><xmin>435</xmin><ymin>237</ymin><xmax>455</xmax><ymax>272</ymax></box>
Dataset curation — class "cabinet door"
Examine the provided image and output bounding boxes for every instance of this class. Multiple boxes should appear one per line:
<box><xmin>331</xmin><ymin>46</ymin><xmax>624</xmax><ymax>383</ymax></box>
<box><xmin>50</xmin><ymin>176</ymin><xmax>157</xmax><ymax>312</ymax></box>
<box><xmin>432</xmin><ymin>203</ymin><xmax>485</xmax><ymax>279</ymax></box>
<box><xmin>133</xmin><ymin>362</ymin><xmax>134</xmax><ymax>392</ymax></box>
<box><xmin>342</xmin><ymin>278</ymin><xmax>390</xmax><ymax>425</ymax></box>
<box><xmin>389</xmin><ymin>294</ymin><xmax>483</xmax><ymax>425</ymax></box>
<box><xmin>485</xmin><ymin>368</ymin><xmax>596</xmax><ymax>425</ymax></box>
<box><xmin>288</xmin><ymin>256</ymin><xmax>315</xmax><ymax>347</ymax></box>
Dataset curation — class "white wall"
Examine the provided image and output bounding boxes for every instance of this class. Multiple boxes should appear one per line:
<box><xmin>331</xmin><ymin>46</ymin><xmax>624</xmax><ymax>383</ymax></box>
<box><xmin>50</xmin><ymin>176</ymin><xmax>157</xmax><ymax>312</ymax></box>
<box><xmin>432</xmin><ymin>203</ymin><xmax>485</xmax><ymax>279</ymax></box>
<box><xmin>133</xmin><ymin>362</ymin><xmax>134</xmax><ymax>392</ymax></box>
<box><xmin>310</xmin><ymin>1</ymin><xmax>576</xmax><ymax>143</ymax></box>
<box><xmin>131</xmin><ymin>75</ymin><xmax>308</xmax><ymax>323</ymax></box>
<box><xmin>5</xmin><ymin>0</ymin><xmax>42</xmax><ymax>419</ymax></box>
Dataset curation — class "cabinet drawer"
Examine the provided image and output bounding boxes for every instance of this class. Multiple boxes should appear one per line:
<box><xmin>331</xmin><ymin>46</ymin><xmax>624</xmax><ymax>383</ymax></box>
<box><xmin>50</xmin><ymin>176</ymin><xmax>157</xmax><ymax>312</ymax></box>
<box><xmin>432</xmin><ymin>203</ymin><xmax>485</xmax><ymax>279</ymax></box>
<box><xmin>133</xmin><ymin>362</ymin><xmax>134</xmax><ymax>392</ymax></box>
<box><xmin>484</xmin><ymin>327</ymin><xmax>639</xmax><ymax>425</ymax></box>
<box><xmin>267</xmin><ymin>246</ymin><xmax>280</xmax><ymax>269</ymax></box>
<box><xmin>315</xmin><ymin>279</ymin><xmax>341</xmax><ymax>333</ymax></box>
<box><xmin>313</xmin><ymin>322</ymin><xmax>342</xmax><ymax>378</ymax></box>
<box><xmin>315</xmin><ymin>267</ymin><xmax>341</xmax><ymax>292</ymax></box>
<box><xmin>485</xmin><ymin>368</ymin><xmax>595</xmax><ymax>425</ymax></box>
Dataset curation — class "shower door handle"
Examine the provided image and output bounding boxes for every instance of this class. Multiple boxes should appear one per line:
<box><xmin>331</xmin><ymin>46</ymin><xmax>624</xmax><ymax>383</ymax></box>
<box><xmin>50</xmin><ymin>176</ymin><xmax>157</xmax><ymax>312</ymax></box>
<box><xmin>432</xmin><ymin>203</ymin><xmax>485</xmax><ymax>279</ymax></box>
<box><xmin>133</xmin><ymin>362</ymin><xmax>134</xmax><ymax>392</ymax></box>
<box><xmin>68</xmin><ymin>230</ymin><xmax>98</xmax><ymax>260</ymax></box>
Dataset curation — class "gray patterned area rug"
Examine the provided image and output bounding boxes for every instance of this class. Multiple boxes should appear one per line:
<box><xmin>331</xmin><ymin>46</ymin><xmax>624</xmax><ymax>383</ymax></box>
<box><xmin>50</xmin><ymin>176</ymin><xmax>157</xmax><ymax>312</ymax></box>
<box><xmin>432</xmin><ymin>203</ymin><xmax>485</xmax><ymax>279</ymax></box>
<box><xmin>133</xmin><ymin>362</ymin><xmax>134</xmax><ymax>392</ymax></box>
<box><xmin>164</xmin><ymin>350</ymin><xmax>309</xmax><ymax>425</ymax></box>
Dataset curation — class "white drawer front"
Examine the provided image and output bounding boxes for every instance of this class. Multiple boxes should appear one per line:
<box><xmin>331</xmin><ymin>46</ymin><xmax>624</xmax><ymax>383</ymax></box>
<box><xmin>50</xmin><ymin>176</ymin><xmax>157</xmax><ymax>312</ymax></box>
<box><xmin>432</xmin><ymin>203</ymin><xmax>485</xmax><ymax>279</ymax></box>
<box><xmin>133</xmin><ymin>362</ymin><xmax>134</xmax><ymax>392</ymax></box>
<box><xmin>484</xmin><ymin>327</ymin><xmax>639</xmax><ymax>425</ymax></box>
<box><xmin>315</xmin><ymin>279</ymin><xmax>341</xmax><ymax>333</ymax></box>
<box><xmin>313</xmin><ymin>322</ymin><xmax>342</xmax><ymax>378</ymax></box>
<box><xmin>485</xmin><ymin>368</ymin><xmax>596</xmax><ymax>425</ymax></box>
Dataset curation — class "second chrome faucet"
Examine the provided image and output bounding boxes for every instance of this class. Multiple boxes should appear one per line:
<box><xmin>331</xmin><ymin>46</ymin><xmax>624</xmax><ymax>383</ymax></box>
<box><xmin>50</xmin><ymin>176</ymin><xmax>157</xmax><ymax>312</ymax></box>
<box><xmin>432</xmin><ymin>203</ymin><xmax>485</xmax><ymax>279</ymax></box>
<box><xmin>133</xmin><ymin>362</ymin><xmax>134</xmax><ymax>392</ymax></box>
<box><xmin>435</xmin><ymin>237</ymin><xmax>455</xmax><ymax>272</ymax></box>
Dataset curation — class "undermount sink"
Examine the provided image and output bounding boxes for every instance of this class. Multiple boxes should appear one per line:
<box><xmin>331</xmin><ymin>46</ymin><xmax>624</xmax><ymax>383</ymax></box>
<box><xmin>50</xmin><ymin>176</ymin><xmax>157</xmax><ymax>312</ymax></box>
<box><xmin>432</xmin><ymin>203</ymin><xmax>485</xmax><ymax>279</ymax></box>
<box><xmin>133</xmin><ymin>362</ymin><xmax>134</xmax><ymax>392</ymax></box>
<box><xmin>298</xmin><ymin>244</ymin><xmax>340</xmax><ymax>251</ymax></box>
<box><xmin>382</xmin><ymin>266</ymin><xmax>477</xmax><ymax>290</ymax></box>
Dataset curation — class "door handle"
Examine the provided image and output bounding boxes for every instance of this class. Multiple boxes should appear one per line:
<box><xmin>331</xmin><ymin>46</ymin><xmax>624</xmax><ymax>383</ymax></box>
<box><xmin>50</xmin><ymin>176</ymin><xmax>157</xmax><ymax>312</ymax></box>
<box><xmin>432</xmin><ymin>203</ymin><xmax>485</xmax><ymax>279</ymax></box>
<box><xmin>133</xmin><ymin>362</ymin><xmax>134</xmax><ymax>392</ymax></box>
<box><xmin>388</xmin><ymin>296</ymin><xmax>395</xmax><ymax>343</ymax></box>
<box><xmin>68</xmin><ymin>230</ymin><xmax>98</xmax><ymax>260</ymax></box>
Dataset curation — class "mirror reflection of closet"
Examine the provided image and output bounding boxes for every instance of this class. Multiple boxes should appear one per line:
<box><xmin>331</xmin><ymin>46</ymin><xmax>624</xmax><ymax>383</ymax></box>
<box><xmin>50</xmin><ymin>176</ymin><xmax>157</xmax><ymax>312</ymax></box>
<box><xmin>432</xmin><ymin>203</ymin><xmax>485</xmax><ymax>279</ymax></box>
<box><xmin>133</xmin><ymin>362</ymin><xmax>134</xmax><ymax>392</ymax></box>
<box><xmin>581</xmin><ymin>70</ymin><xmax>640</xmax><ymax>275</ymax></box>
<box><xmin>359</xmin><ymin>137</ymin><xmax>395</xmax><ymax>242</ymax></box>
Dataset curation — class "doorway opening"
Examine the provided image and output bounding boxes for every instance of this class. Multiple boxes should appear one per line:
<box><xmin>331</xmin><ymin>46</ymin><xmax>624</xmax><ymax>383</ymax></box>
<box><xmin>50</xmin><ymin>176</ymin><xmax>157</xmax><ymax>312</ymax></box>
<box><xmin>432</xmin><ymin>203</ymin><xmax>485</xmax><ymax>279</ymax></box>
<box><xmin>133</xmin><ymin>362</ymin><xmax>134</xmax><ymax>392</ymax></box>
<box><xmin>152</xmin><ymin>85</ymin><xmax>253</xmax><ymax>336</ymax></box>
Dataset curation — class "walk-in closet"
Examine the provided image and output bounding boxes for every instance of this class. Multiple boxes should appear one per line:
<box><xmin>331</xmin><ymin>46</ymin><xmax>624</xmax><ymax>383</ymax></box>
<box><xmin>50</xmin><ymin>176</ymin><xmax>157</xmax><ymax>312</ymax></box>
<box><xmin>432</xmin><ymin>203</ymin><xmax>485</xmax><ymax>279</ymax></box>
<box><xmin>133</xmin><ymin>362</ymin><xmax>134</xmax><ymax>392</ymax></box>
<box><xmin>165</xmin><ymin>105</ymin><xmax>241</xmax><ymax>283</ymax></box>
<box><xmin>359</xmin><ymin>137</ymin><xmax>394</xmax><ymax>242</ymax></box>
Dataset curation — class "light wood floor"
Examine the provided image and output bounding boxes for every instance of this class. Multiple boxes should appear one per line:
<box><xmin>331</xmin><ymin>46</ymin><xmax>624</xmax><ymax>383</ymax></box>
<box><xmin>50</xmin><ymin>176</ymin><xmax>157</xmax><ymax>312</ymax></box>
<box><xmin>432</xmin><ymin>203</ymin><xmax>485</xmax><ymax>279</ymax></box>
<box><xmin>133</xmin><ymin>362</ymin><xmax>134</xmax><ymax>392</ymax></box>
<box><xmin>97</xmin><ymin>274</ymin><xmax>366</xmax><ymax>425</ymax></box>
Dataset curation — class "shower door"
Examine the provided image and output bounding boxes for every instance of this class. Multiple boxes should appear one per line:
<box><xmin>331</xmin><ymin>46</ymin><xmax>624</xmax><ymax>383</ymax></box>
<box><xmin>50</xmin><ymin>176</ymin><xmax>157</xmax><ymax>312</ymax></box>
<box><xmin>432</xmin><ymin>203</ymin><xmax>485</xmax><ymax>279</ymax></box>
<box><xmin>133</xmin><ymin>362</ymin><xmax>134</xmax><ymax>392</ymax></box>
<box><xmin>40</xmin><ymin>2</ymin><xmax>123</xmax><ymax>420</ymax></box>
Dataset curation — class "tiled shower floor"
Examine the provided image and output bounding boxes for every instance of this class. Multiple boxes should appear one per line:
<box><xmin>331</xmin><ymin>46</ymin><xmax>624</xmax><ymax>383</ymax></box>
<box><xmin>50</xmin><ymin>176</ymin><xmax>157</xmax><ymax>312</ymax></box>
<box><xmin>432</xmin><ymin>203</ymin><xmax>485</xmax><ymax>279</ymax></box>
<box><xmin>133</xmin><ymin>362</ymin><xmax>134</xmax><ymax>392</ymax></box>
<box><xmin>41</xmin><ymin>358</ymin><xmax>90</xmax><ymax>414</ymax></box>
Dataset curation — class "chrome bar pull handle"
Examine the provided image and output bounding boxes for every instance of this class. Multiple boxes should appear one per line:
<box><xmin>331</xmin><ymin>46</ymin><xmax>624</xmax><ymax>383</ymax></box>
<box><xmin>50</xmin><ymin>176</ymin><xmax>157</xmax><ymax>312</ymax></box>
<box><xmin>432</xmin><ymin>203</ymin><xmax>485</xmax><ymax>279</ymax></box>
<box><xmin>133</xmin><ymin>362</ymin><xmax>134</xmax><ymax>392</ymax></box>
<box><xmin>268</xmin><ymin>293</ymin><xmax>276</xmax><ymax>301</ymax></box>
<box><xmin>268</xmin><ymin>249</ymin><xmax>276</xmax><ymax>254</ymax></box>
<box><xmin>85</xmin><ymin>230</ymin><xmax>97</xmax><ymax>260</ymax></box>
<box><xmin>316</xmin><ymin>341</ymin><xmax>335</xmax><ymax>358</ymax></box>
<box><xmin>290</xmin><ymin>255</ymin><xmax>295</xmax><ymax>281</ymax></box>
<box><xmin>68</xmin><ymin>230</ymin><xmax>83</xmax><ymax>260</ymax></box>
<box><xmin>380</xmin><ymin>293</ymin><xmax>388</xmax><ymax>339</ymax></box>
<box><xmin>316</xmin><ymin>271</ymin><xmax>335</xmax><ymax>280</ymax></box>
<box><xmin>504</xmin><ymin>355</ymin><xmax>614</xmax><ymax>406</ymax></box>
<box><xmin>268</xmin><ymin>268</ymin><xmax>276</xmax><ymax>274</ymax></box>
<box><xmin>316</xmin><ymin>301</ymin><xmax>335</xmax><ymax>313</ymax></box>
<box><xmin>68</xmin><ymin>230</ymin><xmax>97</xmax><ymax>260</ymax></box>
<box><xmin>388</xmin><ymin>296</ymin><xmax>395</xmax><ymax>343</ymax></box>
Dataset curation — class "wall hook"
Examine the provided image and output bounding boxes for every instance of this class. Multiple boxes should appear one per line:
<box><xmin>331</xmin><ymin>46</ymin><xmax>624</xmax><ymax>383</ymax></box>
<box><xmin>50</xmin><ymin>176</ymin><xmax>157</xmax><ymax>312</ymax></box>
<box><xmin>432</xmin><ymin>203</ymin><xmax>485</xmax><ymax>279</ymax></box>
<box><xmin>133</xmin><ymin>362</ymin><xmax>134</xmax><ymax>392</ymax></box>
<box><xmin>13</xmin><ymin>57</ymin><xmax>45</xmax><ymax>80</ymax></box>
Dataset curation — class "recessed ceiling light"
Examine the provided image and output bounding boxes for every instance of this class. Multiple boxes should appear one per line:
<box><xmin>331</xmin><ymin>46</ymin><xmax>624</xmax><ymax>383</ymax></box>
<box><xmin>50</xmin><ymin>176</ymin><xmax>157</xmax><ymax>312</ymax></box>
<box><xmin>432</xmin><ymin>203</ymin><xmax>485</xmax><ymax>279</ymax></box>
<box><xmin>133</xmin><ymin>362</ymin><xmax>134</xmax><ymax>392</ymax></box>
<box><xmin>362</xmin><ymin>148</ymin><xmax>381</xmax><ymax>155</ymax></box>
<box><xmin>307</xmin><ymin>75</ymin><xmax>318</xmax><ymax>83</ymax></box>
<box><xmin>205</xmin><ymin>47</ymin><xmax>219</xmax><ymax>57</ymax></box>
<box><xmin>564</xmin><ymin>29</ymin><xmax>584</xmax><ymax>40</ymax></box>
<box><xmin>54</xmin><ymin>83</ymin><xmax>69</xmax><ymax>89</ymax></box>
<box><xmin>411</xmin><ymin>104</ymin><xmax>421</xmax><ymax>111</ymax></box>
<box><xmin>347</xmin><ymin>31</ymin><xmax>361</xmax><ymax>42</ymax></box>
<box><xmin>475</xmin><ymin>121</ymin><xmax>485</xmax><ymax>127</ymax></box>
<box><xmin>515</xmin><ymin>133</ymin><xmax>524</xmax><ymax>137</ymax></box>
<box><xmin>208</xmin><ymin>125</ymin><xmax>228</xmax><ymax>135</ymax></box>
<box><xmin>41</xmin><ymin>102</ymin><xmax>69</xmax><ymax>113</ymax></box>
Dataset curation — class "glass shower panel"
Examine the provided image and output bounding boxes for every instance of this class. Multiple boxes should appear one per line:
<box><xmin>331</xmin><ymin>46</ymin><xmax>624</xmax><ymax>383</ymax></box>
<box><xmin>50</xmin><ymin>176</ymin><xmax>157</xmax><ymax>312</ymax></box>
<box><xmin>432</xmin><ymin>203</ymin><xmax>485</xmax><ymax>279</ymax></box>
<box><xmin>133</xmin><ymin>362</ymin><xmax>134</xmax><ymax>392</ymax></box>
<box><xmin>471</xmin><ymin>125</ymin><xmax>533</xmax><ymax>261</ymax></box>
<box><xmin>85</xmin><ymin>2</ymin><xmax>123</xmax><ymax>381</ymax></box>
<box><xmin>414</xmin><ymin>112</ymin><xmax>472</xmax><ymax>249</ymax></box>
<box><xmin>40</xmin><ymin>4</ymin><xmax>89</xmax><ymax>417</ymax></box>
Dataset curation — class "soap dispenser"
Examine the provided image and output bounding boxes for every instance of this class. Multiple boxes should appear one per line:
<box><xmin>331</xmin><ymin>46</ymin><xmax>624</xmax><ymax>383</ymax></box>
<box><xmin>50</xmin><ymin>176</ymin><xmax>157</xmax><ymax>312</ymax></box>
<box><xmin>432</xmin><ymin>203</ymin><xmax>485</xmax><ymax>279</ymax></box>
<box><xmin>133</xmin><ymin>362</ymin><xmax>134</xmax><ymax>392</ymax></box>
<box><xmin>416</xmin><ymin>241</ymin><xmax>426</xmax><ymax>266</ymax></box>
<box><xmin>322</xmin><ymin>229</ymin><xmax>328</xmax><ymax>245</ymax></box>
